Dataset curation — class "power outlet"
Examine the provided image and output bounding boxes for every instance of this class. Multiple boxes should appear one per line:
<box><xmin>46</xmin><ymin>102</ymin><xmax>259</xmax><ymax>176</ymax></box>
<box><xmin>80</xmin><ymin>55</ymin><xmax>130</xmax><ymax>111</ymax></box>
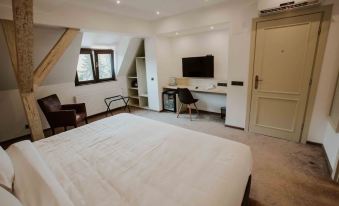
<box><xmin>217</xmin><ymin>83</ymin><xmax>227</xmax><ymax>87</ymax></box>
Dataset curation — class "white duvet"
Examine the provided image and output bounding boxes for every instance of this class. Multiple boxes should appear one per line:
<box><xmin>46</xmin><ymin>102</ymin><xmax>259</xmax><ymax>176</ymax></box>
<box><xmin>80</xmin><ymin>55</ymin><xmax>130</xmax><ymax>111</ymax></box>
<box><xmin>32</xmin><ymin>113</ymin><xmax>252</xmax><ymax>206</ymax></box>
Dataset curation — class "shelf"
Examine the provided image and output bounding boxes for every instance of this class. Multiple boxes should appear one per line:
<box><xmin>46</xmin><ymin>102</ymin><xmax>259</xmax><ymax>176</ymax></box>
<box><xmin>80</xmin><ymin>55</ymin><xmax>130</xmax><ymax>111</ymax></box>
<box><xmin>129</xmin><ymin>87</ymin><xmax>138</xmax><ymax>90</ymax></box>
<box><xmin>129</xmin><ymin>103</ymin><xmax>139</xmax><ymax>107</ymax></box>
<box><xmin>136</xmin><ymin>57</ymin><xmax>145</xmax><ymax>59</ymax></box>
<box><xmin>139</xmin><ymin>94</ymin><xmax>148</xmax><ymax>97</ymax></box>
<box><xmin>129</xmin><ymin>96</ymin><xmax>139</xmax><ymax>99</ymax></box>
<box><xmin>128</xmin><ymin>103</ymin><xmax>149</xmax><ymax>110</ymax></box>
<box><xmin>128</xmin><ymin>76</ymin><xmax>137</xmax><ymax>79</ymax></box>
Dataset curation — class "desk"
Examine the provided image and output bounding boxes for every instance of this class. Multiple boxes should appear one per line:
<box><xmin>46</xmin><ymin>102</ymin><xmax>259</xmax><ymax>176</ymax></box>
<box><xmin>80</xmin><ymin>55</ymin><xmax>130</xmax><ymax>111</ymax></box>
<box><xmin>163</xmin><ymin>85</ymin><xmax>227</xmax><ymax>113</ymax></box>
<box><xmin>163</xmin><ymin>85</ymin><xmax>227</xmax><ymax>95</ymax></box>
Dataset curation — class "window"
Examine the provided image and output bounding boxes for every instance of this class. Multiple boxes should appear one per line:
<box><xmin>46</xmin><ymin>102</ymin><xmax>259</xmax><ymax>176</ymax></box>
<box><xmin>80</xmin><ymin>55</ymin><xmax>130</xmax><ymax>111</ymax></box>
<box><xmin>75</xmin><ymin>49</ymin><xmax>95</xmax><ymax>84</ymax></box>
<box><xmin>95</xmin><ymin>50</ymin><xmax>115</xmax><ymax>81</ymax></box>
<box><xmin>75</xmin><ymin>48</ymin><xmax>115</xmax><ymax>86</ymax></box>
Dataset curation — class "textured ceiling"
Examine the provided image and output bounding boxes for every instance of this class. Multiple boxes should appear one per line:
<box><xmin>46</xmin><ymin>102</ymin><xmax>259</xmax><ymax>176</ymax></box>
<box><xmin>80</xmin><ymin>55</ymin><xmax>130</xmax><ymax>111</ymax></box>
<box><xmin>0</xmin><ymin>0</ymin><xmax>230</xmax><ymax>20</ymax></box>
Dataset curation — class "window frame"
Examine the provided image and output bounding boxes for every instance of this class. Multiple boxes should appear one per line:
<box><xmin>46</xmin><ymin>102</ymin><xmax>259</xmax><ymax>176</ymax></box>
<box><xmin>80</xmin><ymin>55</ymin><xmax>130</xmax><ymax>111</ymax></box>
<box><xmin>75</xmin><ymin>48</ymin><xmax>116</xmax><ymax>86</ymax></box>
<box><xmin>94</xmin><ymin>49</ymin><xmax>116</xmax><ymax>82</ymax></box>
<box><xmin>75</xmin><ymin>48</ymin><xmax>96</xmax><ymax>86</ymax></box>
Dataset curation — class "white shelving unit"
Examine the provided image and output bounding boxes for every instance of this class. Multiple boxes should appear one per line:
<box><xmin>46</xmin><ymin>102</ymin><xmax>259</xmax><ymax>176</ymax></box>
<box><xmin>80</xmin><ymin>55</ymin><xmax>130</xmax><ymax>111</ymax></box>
<box><xmin>127</xmin><ymin>40</ymin><xmax>149</xmax><ymax>109</ymax></box>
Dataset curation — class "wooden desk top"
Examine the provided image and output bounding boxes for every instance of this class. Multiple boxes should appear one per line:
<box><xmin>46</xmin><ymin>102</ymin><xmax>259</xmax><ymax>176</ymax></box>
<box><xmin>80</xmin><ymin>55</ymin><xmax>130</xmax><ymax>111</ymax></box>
<box><xmin>164</xmin><ymin>85</ymin><xmax>227</xmax><ymax>95</ymax></box>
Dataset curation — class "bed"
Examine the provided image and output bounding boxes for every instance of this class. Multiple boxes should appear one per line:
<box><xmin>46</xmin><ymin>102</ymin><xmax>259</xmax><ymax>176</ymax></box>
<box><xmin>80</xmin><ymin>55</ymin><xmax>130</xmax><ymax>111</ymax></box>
<box><xmin>6</xmin><ymin>113</ymin><xmax>252</xmax><ymax>206</ymax></box>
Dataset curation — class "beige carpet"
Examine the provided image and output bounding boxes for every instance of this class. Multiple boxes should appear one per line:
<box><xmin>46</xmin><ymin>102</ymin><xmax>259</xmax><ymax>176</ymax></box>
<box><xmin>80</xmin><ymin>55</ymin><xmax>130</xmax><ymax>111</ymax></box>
<box><xmin>91</xmin><ymin>108</ymin><xmax>339</xmax><ymax>206</ymax></box>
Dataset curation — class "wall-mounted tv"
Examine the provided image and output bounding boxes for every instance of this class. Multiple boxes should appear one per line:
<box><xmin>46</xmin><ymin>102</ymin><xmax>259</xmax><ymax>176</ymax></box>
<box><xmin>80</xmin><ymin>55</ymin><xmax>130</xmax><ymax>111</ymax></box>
<box><xmin>182</xmin><ymin>55</ymin><xmax>214</xmax><ymax>78</ymax></box>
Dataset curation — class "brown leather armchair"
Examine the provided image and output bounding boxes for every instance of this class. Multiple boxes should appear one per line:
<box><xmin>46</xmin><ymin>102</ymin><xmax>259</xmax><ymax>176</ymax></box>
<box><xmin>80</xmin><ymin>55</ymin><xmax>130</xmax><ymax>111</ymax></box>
<box><xmin>37</xmin><ymin>94</ymin><xmax>88</xmax><ymax>134</ymax></box>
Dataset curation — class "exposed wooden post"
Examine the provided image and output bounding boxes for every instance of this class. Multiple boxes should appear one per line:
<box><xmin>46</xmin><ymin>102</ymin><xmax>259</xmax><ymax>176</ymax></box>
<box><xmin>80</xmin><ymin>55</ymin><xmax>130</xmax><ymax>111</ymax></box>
<box><xmin>12</xmin><ymin>0</ymin><xmax>34</xmax><ymax>93</ymax></box>
<box><xmin>9</xmin><ymin>0</ymin><xmax>44</xmax><ymax>140</ymax></box>
<box><xmin>20</xmin><ymin>93</ymin><xmax>45</xmax><ymax>140</ymax></box>
<box><xmin>33</xmin><ymin>28</ymin><xmax>79</xmax><ymax>86</ymax></box>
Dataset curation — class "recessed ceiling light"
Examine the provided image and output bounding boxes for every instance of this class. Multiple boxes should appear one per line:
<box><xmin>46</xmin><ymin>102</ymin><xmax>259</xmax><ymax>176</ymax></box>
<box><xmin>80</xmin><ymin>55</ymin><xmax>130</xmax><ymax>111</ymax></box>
<box><xmin>210</xmin><ymin>26</ymin><xmax>214</xmax><ymax>30</ymax></box>
<box><xmin>116</xmin><ymin>0</ymin><xmax>120</xmax><ymax>4</ymax></box>
<box><xmin>156</xmin><ymin>11</ymin><xmax>160</xmax><ymax>15</ymax></box>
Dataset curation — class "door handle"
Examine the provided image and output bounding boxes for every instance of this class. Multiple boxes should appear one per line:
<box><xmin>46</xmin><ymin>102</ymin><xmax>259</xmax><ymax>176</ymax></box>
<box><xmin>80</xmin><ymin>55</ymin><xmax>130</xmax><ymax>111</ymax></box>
<box><xmin>254</xmin><ymin>75</ymin><xmax>263</xmax><ymax>89</ymax></box>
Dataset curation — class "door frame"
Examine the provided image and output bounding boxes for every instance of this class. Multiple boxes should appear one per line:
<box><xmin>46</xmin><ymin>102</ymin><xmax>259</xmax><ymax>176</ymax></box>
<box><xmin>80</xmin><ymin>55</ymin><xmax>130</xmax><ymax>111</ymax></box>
<box><xmin>245</xmin><ymin>5</ymin><xmax>333</xmax><ymax>143</ymax></box>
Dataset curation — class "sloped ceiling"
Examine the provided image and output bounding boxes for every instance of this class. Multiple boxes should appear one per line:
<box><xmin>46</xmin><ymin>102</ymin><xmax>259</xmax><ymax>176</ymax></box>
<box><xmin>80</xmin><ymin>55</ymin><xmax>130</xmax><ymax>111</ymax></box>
<box><xmin>0</xmin><ymin>25</ymin><xmax>83</xmax><ymax>90</ymax></box>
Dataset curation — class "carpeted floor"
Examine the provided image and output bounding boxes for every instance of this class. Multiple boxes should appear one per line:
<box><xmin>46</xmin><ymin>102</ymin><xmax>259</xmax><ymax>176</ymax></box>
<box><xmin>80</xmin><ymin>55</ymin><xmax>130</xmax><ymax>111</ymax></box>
<box><xmin>93</xmin><ymin>108</ymin><xmax>339</xmax><ymax>206</ymax></box>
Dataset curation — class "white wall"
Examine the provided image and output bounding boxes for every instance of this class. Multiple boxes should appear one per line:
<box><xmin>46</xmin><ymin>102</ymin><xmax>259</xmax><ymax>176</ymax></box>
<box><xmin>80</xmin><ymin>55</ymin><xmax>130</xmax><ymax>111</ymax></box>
<box><xmin>319</xmin><ymin>0</ymin><xmax>339</xmax><ymax>175</ymax></box>
<box><xmin>308</xmin><ymin>0</ymin><xmax>339</xmax><ymax>143</ymax></box>
<box><xmin>323</xmin><ymin>122</ymin><xmax>339</xmax><ymax>176</ymax></box>
<box><xmin>153</xmin><ymin>0</ymin><xmax>257</xmax><ymax>121</ymax></box>
<box><xmin>159</xmin><ymin>29</ymin><xmax>230</xmax><ymax>113</ymax></box>
<box><xmin>0</xmin><ymin>26</ymin><xmax>128</xmax><ymax>142</ymax></box>
<box><xmin>0</xmin><ymin>26</ymin><xmax>82</xmax><ymax>90</ymax></box>
<box><xmin>169</xmin><ymin>29</ymin><xmax>229</xmax><ymax>80</ymax></box>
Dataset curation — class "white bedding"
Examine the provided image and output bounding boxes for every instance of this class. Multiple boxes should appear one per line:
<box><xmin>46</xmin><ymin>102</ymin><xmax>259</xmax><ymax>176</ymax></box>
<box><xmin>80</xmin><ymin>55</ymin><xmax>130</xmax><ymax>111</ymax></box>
<box><xmin>33</xmin><ymin>113</ymin><xmax>252</xmax><ymax>206</ymax></box>
<box><xmin>6</xmin><ymin>141</ymin><xmax>74</xmax><ymax>206</ymax></box>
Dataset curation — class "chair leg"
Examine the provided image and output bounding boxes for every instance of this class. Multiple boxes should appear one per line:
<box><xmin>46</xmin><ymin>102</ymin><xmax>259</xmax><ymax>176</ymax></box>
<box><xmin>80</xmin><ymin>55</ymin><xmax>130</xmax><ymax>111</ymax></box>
<box><xmin>51</xmin><ymin>128</ymin><xmax>55</xmax><ymax>135</ymax></box>
<box><xmin>193</xmin><ymin>103</ymin><xmax>199</xmax><ymax>115</ymax></box>
<box><xmin>177</xmin><ymin>103</ymin><xmax>183</xmax><ymax>118</ymax></box>
<box><xmin>85</xmin><ymin>118</ymin><xmax>88</xmax><ymax>124</ymax></box>
<box><xmin>188</xmin><ymin>104</ymin><xmax>192</xmax><ymax>121</ymax></box>
<box><xmin>74</xmin><ymin>124</ymin><xmax>77</xmax><ymax>128</ymax></box>
<box><xmin>64</xmin><ymin>126</ymin><xmax>67</xmax><ymax>131</ymax></box>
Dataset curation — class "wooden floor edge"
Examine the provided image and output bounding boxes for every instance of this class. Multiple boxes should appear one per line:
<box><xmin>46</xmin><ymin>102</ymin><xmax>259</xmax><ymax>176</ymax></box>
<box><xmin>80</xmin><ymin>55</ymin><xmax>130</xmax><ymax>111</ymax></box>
<box><xmin>225</xmin><ymin>124</ymin><xmax>245</xmax><ymax>130</ymax></box>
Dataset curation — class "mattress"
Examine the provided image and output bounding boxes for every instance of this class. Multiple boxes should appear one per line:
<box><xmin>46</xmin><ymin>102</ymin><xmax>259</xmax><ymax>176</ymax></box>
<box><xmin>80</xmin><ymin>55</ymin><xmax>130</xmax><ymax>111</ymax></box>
<box><xmin>33</xmin><ymin>113</ymin><xmax>252</xmax><ymax>206</ymax></box>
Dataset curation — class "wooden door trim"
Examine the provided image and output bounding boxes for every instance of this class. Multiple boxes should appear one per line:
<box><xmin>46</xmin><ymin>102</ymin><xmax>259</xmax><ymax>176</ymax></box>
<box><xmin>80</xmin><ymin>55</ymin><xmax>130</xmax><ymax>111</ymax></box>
<box><xmin>245</xmin><ymin>5</ymin><xmax>333</xmax><ymax>143</ymax></box>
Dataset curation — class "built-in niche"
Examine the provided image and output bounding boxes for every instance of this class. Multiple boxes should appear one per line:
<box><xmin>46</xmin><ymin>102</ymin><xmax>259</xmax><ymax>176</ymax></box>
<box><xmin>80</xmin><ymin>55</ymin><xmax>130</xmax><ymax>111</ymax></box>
<box><xmin>329</xmin><ymin>72</ymin><xmax>339</xmax><ymax>132</ymax></box>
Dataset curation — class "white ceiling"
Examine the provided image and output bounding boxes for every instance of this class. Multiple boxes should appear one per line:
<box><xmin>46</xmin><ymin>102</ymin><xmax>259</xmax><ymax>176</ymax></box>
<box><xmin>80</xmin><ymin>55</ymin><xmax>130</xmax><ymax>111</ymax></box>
<box><xmin>0</xmin><ymin>0</ymin><xmax>230</xmax><ymax>20</ymax></box>
<box><xmin>81</xmin><ymin>32</ymin><xmax>128</xmax><ymax>48</ymax></box>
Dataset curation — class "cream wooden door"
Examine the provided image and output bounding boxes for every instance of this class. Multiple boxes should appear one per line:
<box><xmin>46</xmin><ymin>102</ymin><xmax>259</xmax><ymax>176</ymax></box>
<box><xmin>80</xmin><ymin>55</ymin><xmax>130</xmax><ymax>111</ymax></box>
<box><xmin>249</xmin><ymin>13</ymin><xmax>321</xmax><ymax>142</ymax></box>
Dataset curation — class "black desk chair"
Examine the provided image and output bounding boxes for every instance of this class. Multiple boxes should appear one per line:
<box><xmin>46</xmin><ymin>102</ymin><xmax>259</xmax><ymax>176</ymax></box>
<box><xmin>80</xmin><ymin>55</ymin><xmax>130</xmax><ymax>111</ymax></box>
<box><xmin>177</xmin><ymin>88</ymin><xmax>199</xmax><ymax>121</ymax></box>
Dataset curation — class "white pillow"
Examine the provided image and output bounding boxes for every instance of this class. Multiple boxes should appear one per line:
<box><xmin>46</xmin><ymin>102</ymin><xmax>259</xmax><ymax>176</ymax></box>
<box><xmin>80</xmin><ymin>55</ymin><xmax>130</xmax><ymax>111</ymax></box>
<box><xmin>0</xmin><ymin>186</ymin><xmax>23</xmax><ymax>206</ymax></box>
<box><xmin>0</xmin><ymin>146</ymin><xmax>14</xmax><ymax>192</ymax></box>
<box><xmin>7</xmin><ymin>141</ymin><xmax>74</xmax><ymax>206</ymax></box>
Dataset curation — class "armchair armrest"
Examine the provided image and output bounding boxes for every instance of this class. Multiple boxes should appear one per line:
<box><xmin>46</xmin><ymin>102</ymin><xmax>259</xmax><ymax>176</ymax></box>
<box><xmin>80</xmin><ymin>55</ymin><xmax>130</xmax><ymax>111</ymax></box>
<box><xmin>61</xmin><ymin>103</ymin><xmax>87</xmax><ymax>115</ymax></box>
<box><xmin>47</xmin><ymin>110</ymin><xmax>77</xmax><ymax>127</ymax></box>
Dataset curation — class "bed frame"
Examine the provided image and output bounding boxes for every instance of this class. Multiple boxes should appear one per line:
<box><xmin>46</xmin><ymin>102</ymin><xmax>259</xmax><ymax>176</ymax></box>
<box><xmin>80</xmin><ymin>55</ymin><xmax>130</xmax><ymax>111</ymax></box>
<box><xmin>241</xmin><ymin>175</ymin><xmax>252</xmax><ymax>206</ymax></box>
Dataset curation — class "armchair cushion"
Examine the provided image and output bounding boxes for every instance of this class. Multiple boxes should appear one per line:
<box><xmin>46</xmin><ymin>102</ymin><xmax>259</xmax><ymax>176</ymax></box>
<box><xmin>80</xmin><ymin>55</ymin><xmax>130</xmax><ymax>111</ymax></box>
<box><xmin>37</xmin><ymin>94</ymin><xmax>61</xmax><ymax>113</ymax></box>
<box><xmin>61</xmin><ymin>103</ymin><xmax>87</xmax><ymax>114</ymax></box>
<box><xmin>48</xmin><ymin>110</ymin><xmax>76</xmax><ymax>127</ymax></box>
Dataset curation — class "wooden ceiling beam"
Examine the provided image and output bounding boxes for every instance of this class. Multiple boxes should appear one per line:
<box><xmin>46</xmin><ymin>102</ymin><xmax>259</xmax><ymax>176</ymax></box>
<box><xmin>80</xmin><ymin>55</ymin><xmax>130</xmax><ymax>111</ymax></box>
<box><xmin>33</xmin><ymin>28</ymin><xmax>79</xmax><ymax>86</ymax></box>
<box><xmin>1</xmin><ymin>20</ymin><xmax>18</xmax><ymax>75</ymax></box>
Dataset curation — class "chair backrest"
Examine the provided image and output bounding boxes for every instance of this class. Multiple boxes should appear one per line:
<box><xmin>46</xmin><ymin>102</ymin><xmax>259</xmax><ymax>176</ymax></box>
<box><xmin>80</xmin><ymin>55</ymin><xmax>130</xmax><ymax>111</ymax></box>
<box><xmin>37</xmin><ymin>94</ymin><xmax>62</xmax><ymax>115</ymax></box>
<box><xmin>177</xmin><ymin>88</ymin><xmax>195</xmax><ymax>104</ymax></box>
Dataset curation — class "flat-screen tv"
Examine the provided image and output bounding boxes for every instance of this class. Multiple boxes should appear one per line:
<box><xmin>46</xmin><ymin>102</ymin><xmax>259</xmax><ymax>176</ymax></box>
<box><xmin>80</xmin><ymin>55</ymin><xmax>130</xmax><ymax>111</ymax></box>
<box><xmin>182</xmin><ymin>56</ymin><xmax>214</xmax><ymax>78</ymax></box>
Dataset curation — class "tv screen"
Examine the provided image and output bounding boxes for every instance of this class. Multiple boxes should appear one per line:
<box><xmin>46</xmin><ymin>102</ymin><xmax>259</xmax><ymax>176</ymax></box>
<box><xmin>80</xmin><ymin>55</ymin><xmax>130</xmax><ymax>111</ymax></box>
<box><xmin>182</xmin><ymin>56</ymin><xmax>214</xmax><ymax>78</ymax></box>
